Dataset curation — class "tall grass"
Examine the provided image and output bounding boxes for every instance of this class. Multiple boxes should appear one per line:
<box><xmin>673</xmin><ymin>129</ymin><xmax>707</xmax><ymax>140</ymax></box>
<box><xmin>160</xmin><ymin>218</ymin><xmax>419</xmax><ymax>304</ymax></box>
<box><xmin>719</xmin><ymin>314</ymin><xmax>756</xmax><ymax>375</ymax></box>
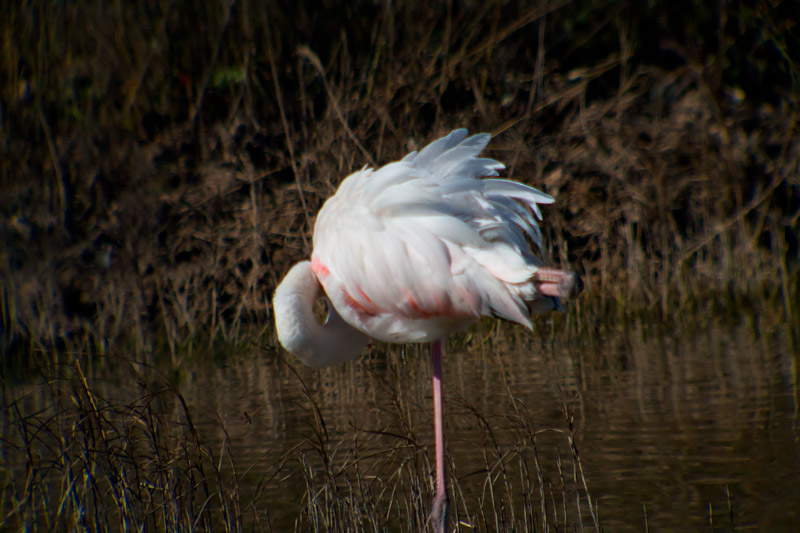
<box><xmin>1</xmin><ymin>354</ymin><xmax>249</xmax><ymax>531</ymax></box>
<box><xmin>2</xmin><ymin>0</ymin><xmax>797</xmax><ymax>353</ymax></box>
<box><xmin>1</xmin><ymin>0</ymin><xmax>798</xmax><ymax>530</ymax></box>
<box><xmin>280</xmin><ymin>348</ymin><xmax>601</xmax><ymax>532</ymax></box>
<box><xmin>2</xmin><ymin>341</ymin><xmax>608</xmax><ymax>531</ymax></box>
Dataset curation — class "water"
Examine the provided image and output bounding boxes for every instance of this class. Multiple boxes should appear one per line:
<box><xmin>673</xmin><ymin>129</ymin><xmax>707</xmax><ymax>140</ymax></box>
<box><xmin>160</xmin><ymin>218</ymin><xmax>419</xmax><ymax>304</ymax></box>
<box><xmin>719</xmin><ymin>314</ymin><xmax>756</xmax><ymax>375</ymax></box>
<box><xmin>177</xmin><ymin>318</ymin><xmax>799</xmax><ymax>530</ymax></box>
<box><xmin>3</xmin><ymin>316</ymin><xmax>797</xmax><ymax>530</ymax></box>
<box><xmin>575</xmin><ymin>324</ymin><xmax>799</xmax><ymax>530</ymax></box>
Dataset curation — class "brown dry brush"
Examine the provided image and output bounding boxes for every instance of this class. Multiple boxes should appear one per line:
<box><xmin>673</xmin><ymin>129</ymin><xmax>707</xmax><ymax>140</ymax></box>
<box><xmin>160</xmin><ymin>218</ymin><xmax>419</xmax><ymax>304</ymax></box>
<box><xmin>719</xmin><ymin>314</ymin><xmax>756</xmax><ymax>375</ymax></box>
<box><xmin>1</xmin><ymin>1</ymin><xmax>798</xmax><ymax>529</ymax></box>
<box><xmin>2</xmin><ymin>1</ymin><xmax>798</xmax><ymax>354</ymax></box>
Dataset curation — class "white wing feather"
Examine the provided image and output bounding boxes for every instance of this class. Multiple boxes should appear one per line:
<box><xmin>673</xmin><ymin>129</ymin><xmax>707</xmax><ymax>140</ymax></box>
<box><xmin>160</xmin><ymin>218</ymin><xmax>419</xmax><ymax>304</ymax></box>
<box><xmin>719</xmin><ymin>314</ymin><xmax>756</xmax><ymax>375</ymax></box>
<box><xmin>312</xmin><ymin>129</ymin><xmax>557</xmax><ymax>343</ymax></box>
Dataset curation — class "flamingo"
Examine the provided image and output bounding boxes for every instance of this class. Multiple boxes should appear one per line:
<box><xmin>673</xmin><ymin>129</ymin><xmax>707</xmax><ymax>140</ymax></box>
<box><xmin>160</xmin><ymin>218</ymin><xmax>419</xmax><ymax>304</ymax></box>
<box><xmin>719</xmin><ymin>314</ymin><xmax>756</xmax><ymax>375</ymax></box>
<box><xmin>273</xmin><ymin>129</ymin><xmax>582</xmax><ymax>532</ymax></box>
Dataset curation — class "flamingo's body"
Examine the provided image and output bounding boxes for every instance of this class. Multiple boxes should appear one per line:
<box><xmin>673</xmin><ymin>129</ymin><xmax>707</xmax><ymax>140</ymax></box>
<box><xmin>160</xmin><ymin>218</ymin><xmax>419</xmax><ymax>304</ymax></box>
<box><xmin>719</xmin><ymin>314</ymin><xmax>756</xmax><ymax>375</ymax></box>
<box><xmin>273</xmin><ymin>129</ymin><xmax>582</xmax><ymax>531</ymax></box>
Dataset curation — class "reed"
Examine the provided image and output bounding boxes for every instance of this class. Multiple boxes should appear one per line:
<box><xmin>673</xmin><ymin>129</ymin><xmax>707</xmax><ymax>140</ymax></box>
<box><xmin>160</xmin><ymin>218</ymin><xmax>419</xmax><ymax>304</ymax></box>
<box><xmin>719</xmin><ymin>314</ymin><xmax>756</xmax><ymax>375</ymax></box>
<box><xmin>1</xmin><ymin>0</ymin><xmax>798</xmax><ymax>530</ymax></box>
<box><xmin>1</xmin><ymin>353</ymin><xmax>250</xmax><ymax>531</ymax></box>
<box><xmin>2</xmin><ymin>344</ymin><xmax>600</xmax><ymax>531</ymax></box>
<box><xmin>2</xmin><ymin>0</ymin><xmax>796</xmax><ymax>354</ymax></box>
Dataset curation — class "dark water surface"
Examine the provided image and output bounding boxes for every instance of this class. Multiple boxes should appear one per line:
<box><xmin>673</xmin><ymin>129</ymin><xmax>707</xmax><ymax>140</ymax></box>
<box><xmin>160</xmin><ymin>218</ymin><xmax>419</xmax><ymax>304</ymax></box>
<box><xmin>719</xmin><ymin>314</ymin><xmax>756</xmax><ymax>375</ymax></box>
<box><xmin>7</xmin><ymin>315</ymin><xmax>794</xmax><ymax>530</ymax></box>
<box><xmin>180</xmin><ymin>318</ymin><xmax>798</xmax><ymax>531</ymax></box>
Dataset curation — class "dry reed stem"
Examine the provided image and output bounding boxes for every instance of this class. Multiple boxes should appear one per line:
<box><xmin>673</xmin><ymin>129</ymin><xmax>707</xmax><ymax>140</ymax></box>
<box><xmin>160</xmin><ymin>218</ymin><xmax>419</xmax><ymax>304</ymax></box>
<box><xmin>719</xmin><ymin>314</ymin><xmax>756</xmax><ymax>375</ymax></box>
<box><xmin>2</xmin><ymin>1</ymin><xmax>798</xmax><ymax>530</ymax></box>
<box><xmin>4</xmin><ymin>0</ymin><xmax>795</xmax><ymax>357</ymax></box>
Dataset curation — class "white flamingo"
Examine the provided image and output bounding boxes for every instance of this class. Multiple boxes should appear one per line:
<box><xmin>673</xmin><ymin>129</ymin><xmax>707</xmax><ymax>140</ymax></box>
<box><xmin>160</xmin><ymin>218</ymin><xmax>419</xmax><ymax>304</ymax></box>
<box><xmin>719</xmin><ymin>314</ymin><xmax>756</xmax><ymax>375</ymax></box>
<box><xmin>273</xmin><ymin>129</ymin><xmax>582</xmax><ymax>532</ymax></box>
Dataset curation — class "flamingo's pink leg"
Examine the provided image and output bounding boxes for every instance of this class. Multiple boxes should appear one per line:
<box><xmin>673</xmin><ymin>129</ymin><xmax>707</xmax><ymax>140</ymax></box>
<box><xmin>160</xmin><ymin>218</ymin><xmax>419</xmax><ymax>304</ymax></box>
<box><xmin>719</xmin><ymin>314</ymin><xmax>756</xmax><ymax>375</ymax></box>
<box><xmin>431</xmin><ymin>339</ymin><xmax>449</xmax><ymax>532</ymax></box>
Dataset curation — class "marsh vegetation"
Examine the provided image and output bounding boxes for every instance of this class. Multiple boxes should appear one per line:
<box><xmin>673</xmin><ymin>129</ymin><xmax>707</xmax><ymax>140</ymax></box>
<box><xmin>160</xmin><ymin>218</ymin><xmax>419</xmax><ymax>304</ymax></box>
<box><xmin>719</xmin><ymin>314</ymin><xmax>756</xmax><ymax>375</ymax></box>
<box><xmin>2</xmin><ymin>0</ymin><xmax>798</xmax><ymax>530</ymax></box>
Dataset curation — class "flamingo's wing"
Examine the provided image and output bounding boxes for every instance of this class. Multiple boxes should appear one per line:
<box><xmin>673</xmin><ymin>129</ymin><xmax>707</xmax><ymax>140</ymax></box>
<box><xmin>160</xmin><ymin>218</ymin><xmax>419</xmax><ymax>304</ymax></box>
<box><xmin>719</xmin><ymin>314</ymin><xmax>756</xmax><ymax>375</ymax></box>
<box><xmin>312</xmin><ymin>130</ymin><xmax>556</xmax><ymax>341</ymax></box>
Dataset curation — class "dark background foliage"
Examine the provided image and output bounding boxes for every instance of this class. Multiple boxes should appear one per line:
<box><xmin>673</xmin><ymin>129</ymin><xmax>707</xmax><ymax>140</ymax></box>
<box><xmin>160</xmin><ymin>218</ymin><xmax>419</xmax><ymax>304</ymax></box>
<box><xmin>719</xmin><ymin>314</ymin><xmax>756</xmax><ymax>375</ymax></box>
<box><xmin>2</xmin><ymin>0</ymin><xmax>798</xmax><ymax>355</ymax></box>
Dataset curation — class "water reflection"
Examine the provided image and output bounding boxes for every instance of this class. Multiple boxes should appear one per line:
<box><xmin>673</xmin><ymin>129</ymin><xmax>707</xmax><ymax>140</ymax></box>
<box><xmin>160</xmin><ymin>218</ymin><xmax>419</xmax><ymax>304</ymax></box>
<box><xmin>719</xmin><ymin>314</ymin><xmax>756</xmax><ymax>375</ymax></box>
<box><xmin>175</xmin><ymin>319</ymin><xmax>798</xmax><ymax>530</ymax></box>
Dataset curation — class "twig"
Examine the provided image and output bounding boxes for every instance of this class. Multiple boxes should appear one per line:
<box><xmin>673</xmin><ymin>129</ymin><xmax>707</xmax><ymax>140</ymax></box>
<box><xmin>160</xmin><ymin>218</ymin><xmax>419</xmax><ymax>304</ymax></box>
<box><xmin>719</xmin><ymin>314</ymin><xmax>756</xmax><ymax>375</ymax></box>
<box><xmin>297</xmin><ymin>46</ymin><xmax>376</xmax><ymax>167</ymax></box>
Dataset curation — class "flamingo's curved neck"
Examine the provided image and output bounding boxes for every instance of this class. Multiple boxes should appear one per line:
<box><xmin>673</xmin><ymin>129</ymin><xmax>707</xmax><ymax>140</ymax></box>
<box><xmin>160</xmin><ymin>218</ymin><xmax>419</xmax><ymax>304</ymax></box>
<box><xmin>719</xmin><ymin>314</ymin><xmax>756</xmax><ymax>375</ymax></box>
<box><xmin>273</xmin><ymin>261</ymin><xmax>369</xmax><ymax>368</ymax></box>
